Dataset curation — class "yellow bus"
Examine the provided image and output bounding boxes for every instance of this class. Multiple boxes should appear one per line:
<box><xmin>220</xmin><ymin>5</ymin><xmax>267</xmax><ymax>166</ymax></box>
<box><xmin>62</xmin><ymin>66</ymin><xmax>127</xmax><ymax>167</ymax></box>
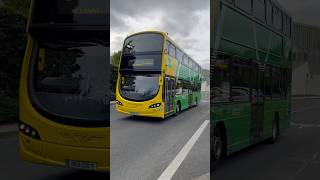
<box><xmin>19</xmin><ymin>0</ymin><xmax>109</xmax><ymax>172</ymax></box>
<box><xmin>116</xmin><ymin>31</ymin><xmax>202</xmax><ymax>119</ymax></box>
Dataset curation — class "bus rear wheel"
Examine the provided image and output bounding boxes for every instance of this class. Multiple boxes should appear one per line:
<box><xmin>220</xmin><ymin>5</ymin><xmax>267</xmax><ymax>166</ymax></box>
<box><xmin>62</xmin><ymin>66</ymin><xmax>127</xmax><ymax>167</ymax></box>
<box><xmin>176</xmin><ymin>102</ymin><xmax>181</xmax><ymax>114</ymax></box>
<box><xmin>267</xmin><ymin>117</ymin><xmax>279</xmax><ymax>144</ymax></box>
<box><xmin>213</xmin><ymin>126</ymin><xmax>226</xmax><ymax>170</ymax></box>
<box><xmin>194</xmin><ymin>98</ymin><xmax>198</xmax><ymax>107</ymax></box>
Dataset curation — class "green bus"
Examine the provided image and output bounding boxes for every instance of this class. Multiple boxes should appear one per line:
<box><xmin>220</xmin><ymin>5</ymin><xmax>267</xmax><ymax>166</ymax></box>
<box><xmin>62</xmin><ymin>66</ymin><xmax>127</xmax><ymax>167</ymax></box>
<box><xmin>211</xmin><ymin>0</ymin><xmax>292</xmax><ymax>169</ymax></box>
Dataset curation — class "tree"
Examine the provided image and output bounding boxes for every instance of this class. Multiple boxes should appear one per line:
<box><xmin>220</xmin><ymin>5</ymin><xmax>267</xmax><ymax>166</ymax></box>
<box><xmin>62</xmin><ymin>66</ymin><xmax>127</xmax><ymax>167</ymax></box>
<box><xmin>3</xmin><ymin>0</ymin><xmax>31</xmax><ymax>18</ymax></box>
<box><xmin>0</xmin><ymin>0</ymin><xmax>30</xmax><ymax>122</ymax></box>
<box><xmin>111</xmin><ymin>50</ymin><xmax>122</xmax><ymax>67</ymax></box>
<box><xmin>109</xmin><ymin>51</ymin><xmax>122</xmax><ymax>100</ymax></box>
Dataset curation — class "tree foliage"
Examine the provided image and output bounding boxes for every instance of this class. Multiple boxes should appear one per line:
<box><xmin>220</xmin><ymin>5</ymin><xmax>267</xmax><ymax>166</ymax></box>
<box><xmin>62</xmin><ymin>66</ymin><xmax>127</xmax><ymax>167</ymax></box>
<box><xmin>110</xmin><ymin>51</ymin><xmax>122</xmax><ymax>100</ymax></box>
<box><xmin>0</xmin><ymin>1</ymin><xmax>30</xmax><ymax>122</ymax></box>
<box><xmin>2</xmin><ymin>0</ymin><xmax>31</xmax><ymax>17</ymax></box>
<box><xmin>111</xmin><ymin>50</ymin><xmax>122</xmax><ymax>67</ymax></box>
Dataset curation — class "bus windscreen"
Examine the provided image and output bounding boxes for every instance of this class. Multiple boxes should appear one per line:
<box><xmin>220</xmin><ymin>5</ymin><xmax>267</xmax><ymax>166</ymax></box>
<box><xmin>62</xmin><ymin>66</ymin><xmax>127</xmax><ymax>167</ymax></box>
<box><xmin>29</xmin><ymin>38</ymin><xmax>109</xmax><ymax>127</ymax></box>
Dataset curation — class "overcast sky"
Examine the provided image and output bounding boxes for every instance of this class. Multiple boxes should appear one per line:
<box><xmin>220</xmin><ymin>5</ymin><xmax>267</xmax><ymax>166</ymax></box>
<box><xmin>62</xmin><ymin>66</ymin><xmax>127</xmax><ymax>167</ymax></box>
<box><xmin>278</xmin><ymin>0</ymin><xmax>320</xmax><ymax>27</ymax></box>
<box><xmin>110</xmin><ymin>0</ymin><xmax>210</xmax><ymax>69</ymax></box>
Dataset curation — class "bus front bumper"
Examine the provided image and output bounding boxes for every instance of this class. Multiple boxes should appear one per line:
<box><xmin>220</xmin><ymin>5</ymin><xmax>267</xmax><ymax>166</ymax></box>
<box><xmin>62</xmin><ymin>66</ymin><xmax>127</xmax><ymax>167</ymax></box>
<box><xmin>19</xmin><ymin>133</ymin><xmax>109</xmax><ymax>172</ymax></box>
<box><xmin>116</xmin><ymin>104</ymin><xmax>164</xmax><ymax>119</ymax></box>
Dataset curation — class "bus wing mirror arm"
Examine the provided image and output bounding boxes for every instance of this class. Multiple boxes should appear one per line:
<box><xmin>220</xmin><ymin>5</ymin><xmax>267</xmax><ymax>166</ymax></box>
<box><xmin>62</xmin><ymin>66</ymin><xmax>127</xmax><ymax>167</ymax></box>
<box><xmin>164</xmin><ymin>48</ymin><xmax>169</xmax><ymax>54</ymax></box>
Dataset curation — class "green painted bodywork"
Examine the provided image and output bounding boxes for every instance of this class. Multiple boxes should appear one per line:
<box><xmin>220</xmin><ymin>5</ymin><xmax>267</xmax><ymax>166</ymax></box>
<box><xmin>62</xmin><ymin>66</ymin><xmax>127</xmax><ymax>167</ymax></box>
<box><xmin>211</xmin><ymin>0</ymin><xmax>292</xmax><ymax>155</ymax></box>
<box><xmin>175</xmin><ymin>64</ymin><xmax>201</xmax><ymax>111</ymax></box>
<box><xmin>163</xmin><ymin>39</ymin><xmax>202</xmax><ymax>113</ymax></box>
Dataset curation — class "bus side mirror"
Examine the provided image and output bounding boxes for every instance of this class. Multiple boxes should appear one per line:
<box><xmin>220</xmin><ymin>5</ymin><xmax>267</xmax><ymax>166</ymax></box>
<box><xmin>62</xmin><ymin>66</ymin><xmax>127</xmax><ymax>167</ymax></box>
<box><xmin>121</xmin><ymin>77</ymin><xmax>124</xmax><ymax>85</ymax></box>
<box><xmin>38</xmin><ymin>48</ymin><xmax>45</xmax><ymax>71</ymax></box>
<box><xmin>158</xmin><ymin>77</ymin><xmax>163</xmax><ymax>86</ymax></box>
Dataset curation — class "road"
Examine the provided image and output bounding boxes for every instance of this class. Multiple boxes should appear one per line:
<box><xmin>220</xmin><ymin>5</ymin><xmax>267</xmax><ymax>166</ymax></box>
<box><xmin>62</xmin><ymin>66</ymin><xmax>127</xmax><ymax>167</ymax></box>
<box><xmin>214</xmin><ymin>98</ymin><xmax>320</xmax><ymax>180</ymax></box>
<box><xmin>0</xmin><ymin>136</ymin><xmax>109</xmax><ymax>180</ymax></box>
<box><xmin>0</xmin><ymin>92</ymin><xmax>209</xmax><ymax>180</ymax></box>
<box><xmin>111</xmin><ymin>92</ymin><xmax>210</xmax><ymax>180</ymax></box>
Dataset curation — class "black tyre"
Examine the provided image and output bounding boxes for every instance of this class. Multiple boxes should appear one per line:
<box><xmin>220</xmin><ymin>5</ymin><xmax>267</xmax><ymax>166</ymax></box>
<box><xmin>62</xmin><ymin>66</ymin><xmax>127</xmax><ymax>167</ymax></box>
<box><xmin>176</xmin><ymin>102</ymin><xmax>181</xmax><ymax>114</ymax></box>
<box><xmin>267</xmin><ymin>118</ymin><xmax>279</xmax><ymax>144</ymax></box>
<box><xmin>212</xmin><ymin>126</ymin><xmax>226</xmax><ymax>170</ymax></box>
<box><xmin>194</xmin><ymin>98</ymin><xmax>198</xmax><ymax>107</ymax></box>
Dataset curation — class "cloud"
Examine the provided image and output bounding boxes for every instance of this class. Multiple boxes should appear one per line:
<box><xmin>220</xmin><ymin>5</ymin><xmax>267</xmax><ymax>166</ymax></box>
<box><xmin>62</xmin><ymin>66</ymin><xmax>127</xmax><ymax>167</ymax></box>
<box><xmin>110</xmin><ymin>0</ymin><xmax>210</xmax><ymax>69</ymax></box>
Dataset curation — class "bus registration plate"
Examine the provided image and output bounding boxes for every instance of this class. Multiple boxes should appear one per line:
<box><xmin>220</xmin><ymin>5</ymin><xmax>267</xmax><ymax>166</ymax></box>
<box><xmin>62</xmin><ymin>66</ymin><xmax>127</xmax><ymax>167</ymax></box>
<box><xmin>66</xmin><ymin>160</ymin><xmax>96</xmax><ymax>170</ymax></box>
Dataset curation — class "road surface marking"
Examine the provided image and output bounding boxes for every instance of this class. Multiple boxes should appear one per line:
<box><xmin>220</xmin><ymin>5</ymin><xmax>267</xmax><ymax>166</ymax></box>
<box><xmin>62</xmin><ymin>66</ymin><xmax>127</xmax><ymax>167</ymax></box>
<box><xmin>291</xmin><ymin>122</ymin><xmax>320</xmax><ymax>128</ymax></box>
<box><xmin>292</xmin><ymin>105</ymin><xmax>320</xmax><ymax>114</ymax></box>
<box><xmin>157</xmin><ymin>120</ymin><xmax>209</xmax><ymax>180</ymax></box>
<box><xmin>192</xmin><ymin>173</ymin><xmax>210</xmax><ymax>180</ymax></box>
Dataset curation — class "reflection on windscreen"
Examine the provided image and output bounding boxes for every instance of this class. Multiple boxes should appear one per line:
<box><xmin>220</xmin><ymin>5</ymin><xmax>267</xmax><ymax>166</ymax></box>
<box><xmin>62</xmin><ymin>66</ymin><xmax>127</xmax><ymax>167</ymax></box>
<box><xmin>120</xmin><ymin>33</ymin><xmax>163</xmax><ymax>72</ymax></box>
<box><xmin>119</xmin><ymin>74</ymin><xmax>159</xmax><ymax>101</ymax></box>
<box><xmin>123</xmin><ymin>33</ymin><xmax>163</xmax><ymax>53</ymax></box>
<box><xmin>32</xmin><ymin>0</ymin><xmax>108</xmax><ymax>25</ymax></box>
<box><xmin>33</xmin><ymin>40</ymin><xmax>108</xmax><ymax>121</ymax></box>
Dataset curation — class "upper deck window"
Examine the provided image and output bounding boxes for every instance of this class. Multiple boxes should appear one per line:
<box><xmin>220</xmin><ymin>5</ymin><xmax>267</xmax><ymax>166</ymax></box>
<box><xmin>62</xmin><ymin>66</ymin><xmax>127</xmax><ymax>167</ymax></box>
<box><xmin>32</xmin><ymin>0</ymin><xmax>108</xmax><ymax>26</ymax></box>
<box><xmin>235</xmin><ymin>0</ymin><xmax>252</xmax><ymax>13</ymax></box>
<box><xmin>253</xmin><ymin>0</ymin><xmax>265</xmax><ymax>22</ymax></box>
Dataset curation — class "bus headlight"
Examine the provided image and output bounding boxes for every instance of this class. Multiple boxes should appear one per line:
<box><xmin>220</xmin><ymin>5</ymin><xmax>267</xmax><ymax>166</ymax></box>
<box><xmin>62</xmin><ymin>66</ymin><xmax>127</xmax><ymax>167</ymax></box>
<box><xmin>149</xmin><ymin>103</ymin><xmax>161</xmax><ymax>108</ymax></box>
<box><xmin>116</xmin><ymin>100</ymin><xmax>123</xmax><ymax>106</ymax></box>
<box><xmin>19</xmin><ymin>121</ymin><xmax>41</xmax><ymax>140</ymax></box>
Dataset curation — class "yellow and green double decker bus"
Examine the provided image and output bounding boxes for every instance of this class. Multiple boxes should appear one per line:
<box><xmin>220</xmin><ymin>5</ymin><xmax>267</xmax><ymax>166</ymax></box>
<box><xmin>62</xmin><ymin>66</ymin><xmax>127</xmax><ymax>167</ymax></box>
<box><xmin>116</xmin><ymin>31</ymin><xmax>202</xmax><ymax>119</ymax></box>
<box><xmin>19</xmin><ymin>0</ymin><xmax>109</xmax><ymax>172</ymax></box>
<box><xmin>211</xmin><ymin>0</ymin><xmax>292</xmax><ymax>169</ymax></box>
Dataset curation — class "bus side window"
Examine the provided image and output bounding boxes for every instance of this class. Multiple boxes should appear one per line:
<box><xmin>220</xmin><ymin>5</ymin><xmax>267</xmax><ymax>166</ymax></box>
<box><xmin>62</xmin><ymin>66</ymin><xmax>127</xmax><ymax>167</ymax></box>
<box><xmin>169</xmin><ymin>43</ymin><xmax>176</xmax><ymax>58</ymax></box>
<box><xmin>212</xmin><ymin>54</ymin><xmax>231</xmax><ymax>103</ymax></box>
<box><xmin>272</xmin><ymin>67</ymin><xmax>281</xmax><ymax>99</ymax></box>
<box><xmin>264</xmin><ymin>66</ymin><xmax>272</xmax><ymax>100</ymax></box>
<box><xmin>231</xmin><ymin>58</ymin><xmax>251</xmax><ymax>102</ymax></box>
<box><xmin>235</xmin><ymin>0</ymin><xmax>252</xmax><ymax>13</ymax></box>
<box><xmin>183</xmin><ymin>54</ymin><xmax>188</xmax><ymax>65</ymax></box>
<box><xmin>176</xmin><ymin>49</ymin><xmax>183</xmax><ymax>62</ymax></box>
<box><xmin>176</xmin><ymin>80</ymin><xmax>182</xmax><ymax>95</ymax></box>
<box><xmin>164</xmin><ymin>41</ymin><xmax>169</xmax><ymax>54</ymax></box>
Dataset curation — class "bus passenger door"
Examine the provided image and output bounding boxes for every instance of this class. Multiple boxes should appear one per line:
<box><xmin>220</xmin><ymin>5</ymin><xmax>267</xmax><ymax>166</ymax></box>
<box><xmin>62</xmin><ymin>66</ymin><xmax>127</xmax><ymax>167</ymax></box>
<box><xmin>251</xmin><ymin>64</ymin><xmax>265</xmax><ymax>144</ymax></box>
<box><xmin>165</xmin><ymin>77</ymin><xmax>175</xmax><ymax>114</ymax></box>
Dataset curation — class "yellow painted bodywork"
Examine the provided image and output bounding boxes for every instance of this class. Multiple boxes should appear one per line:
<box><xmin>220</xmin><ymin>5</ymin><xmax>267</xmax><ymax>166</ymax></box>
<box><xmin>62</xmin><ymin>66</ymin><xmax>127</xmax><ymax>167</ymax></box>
<box><xmin>116</xmin><ymin>85</ymin><xmax>165</xmax><ymax>118</ymax></box>
<box><xmin>19</xmin><ymin>37</ymin><xmax>110</xmax><ymax>172</ymax></box>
